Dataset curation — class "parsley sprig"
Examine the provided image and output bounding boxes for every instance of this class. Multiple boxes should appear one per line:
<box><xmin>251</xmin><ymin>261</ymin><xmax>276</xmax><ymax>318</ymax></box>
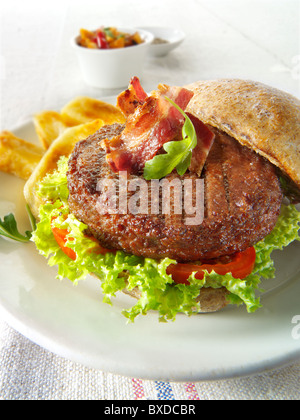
<box><xmin>143</xmin><ymin>97</ymin><xmax>197</xmax><ymax>180</ymax></box>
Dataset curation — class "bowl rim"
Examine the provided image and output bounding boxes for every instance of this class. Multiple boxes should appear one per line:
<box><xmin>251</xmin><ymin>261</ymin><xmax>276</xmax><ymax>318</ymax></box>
<box><xmin>71</xmin><ymin>27</ymin><xmax>154</xmax><ymax>52</ymax></box>
<box><xmin>138</xmin><ymin>26</ymin><xmax>186</xmax><ymax>45</ymax></box>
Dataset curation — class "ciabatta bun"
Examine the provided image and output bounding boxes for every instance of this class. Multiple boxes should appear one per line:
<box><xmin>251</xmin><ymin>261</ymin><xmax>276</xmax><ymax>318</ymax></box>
<box><xmin>186</xmin><ymin>79</ymin><xmax>300</xmax><ymax>188</ymax></box>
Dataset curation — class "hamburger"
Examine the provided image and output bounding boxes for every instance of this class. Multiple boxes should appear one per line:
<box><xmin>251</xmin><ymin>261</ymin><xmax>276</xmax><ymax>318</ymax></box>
<box><xmin>25</xmin><ymin>78</ymin><xmax>300</xmax><ymax>322</ymax></box>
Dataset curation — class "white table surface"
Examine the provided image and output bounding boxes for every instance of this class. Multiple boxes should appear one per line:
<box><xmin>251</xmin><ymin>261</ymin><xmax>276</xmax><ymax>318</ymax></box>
<box><xmin>0</xmin><ymin>0</ymin><xmax>300</xmax><ymax>400</ymax></box>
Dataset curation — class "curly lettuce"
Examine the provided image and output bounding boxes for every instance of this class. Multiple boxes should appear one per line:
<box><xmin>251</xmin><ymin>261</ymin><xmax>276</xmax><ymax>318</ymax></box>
<box><xmin>31</xmin><ymin>157</ymin><xmax>300</xmax><ymax>322</ymax></box>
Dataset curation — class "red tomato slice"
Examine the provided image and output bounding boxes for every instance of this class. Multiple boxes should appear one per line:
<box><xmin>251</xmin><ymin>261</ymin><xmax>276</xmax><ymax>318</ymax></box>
<box><xmin>51</xmin><ymin>222</ymin><xmax>114</xmax><ymax>261</ymax></box>
<box><xmin>166</xmin><ymin>247</ymin><xmax>256</xmax><ymax>285</ymax></box>
<box><xmin>51</xmin><ymin>226</ymin><xmax>77</xmax><ymax>261</ymax></box>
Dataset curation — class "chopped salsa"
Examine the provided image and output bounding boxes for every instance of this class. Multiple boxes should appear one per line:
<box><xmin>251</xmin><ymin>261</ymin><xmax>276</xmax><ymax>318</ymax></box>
<box><xmin>78</xmin><ymin>26</ymin><xmax>144</xmax><ymax>49</ymax></box>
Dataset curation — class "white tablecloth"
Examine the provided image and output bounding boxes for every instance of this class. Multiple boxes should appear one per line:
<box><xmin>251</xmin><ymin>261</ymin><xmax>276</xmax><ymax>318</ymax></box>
<box><xmin>0</xmin><ymin>0</ymin><xmax>299</xmax><ymax>400</ymax></box>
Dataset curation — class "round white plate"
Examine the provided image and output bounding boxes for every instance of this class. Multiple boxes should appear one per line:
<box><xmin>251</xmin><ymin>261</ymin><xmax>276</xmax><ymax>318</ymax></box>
<box><xmin>0</xmin><ymin>100</ymin><xmax>300</xmax><ymax>382</ymax></box>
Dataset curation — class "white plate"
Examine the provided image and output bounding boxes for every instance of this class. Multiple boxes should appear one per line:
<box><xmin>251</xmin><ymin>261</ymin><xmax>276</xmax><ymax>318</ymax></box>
<box><xmin>0</xmin><ymin>99</ymin><xmax>300</xmax><ymax>382</ymax></box>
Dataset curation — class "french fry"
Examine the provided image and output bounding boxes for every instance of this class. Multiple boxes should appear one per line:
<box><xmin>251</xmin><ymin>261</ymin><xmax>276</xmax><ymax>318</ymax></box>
<box><xmin>34</xmin><ymin>97</ymin><xmax>124</xmax><ymax>149</ymax></box>
<box><xmin>61</xmin><ymin>96</ymin><xmax>125</xmax><ymax>126</ymax></box>
<box><xmin>0</xmin><ymin>131</ymin><xmax>44</xmax><ymax>180</ymax></box>
<box><xmin>24</xmin><ymin>119</ymin><xmax>105</xmax><ymax>218</ymax></box>
<box><xmin>0</xmin><ymin>95</ymin><xmax>126</xmax><ymax>214</ymax></box>
<box><xmin>33</xmin><ymin>111</ymin><xmax>70</xmax><ymax>149</ymax></box>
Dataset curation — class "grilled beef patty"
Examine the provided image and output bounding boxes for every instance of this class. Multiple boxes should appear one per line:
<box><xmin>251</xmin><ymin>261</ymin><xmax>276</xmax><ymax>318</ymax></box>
<box><xmin>67</xmin><ymin>123</ymin><xmax>283</xmax><ymax>261</ymax></box>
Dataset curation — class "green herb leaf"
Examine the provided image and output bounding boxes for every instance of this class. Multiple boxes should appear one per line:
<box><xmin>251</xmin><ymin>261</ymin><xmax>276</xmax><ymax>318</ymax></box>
<box><xmin>103</xmin><ymin>27</ymin><xmax>115</xmax><ymax>38</ymax></box>
<box><xmin>143</xmin><ymin>97</ymin><xmax>197</xmax><ymax>180</ymax></box>
<box><xmin>0</xmin><ymin>213</ymin><xmax>31</xmax><ymax>242</ymax></box>
<box><xmin>0</xmin><ymin>203</ymin><xmax>36</xmax><ymax>243</ymax></box>
<box><xmin>26</xmin><ymin>204</ymin><xmax>37</xmax><ymax>232</ymax></box>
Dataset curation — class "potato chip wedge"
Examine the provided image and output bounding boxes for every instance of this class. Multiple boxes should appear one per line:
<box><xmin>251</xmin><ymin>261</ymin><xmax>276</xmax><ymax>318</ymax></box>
<box><xmin>33</xmin><ymin>111</ymin><xmax>70</xmax><ymax>149</ymax></box>
<box><xmin>0</xmin><ymin>131</ymin><xmax>44</xmax><ymax>180</ymax></box>
<box><xmin>24</xmin><ymin>119</ymin><xmax>105</xmax><ymax>218</ymax></box>
<box><xmin>60</xmin><ymin>96</ymin><xmax>125</xmax><ymax>126</ymax></box>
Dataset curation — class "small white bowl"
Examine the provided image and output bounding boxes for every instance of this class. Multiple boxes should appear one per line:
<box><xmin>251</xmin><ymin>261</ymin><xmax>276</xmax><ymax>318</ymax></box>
<box><xmin>71</xmin><ymin>27</ymin><xmax>154</xmax><ymax>89</ymax></box>
<box><xmin>140</xmin><ymin>26</ymin><xmax>185</xmax><ymax>57</ymax></box>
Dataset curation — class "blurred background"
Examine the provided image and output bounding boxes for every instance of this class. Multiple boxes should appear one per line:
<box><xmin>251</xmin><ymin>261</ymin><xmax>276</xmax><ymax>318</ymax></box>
<box><xmin>0</xmin><ymin>0</ymin><xmax>299</xmax><ymax>130</ymax></box>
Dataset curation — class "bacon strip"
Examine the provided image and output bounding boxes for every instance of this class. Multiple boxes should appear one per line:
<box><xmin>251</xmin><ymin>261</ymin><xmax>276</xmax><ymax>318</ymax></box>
<box><xmin>188</xmin><ymin>113</ymin><xmax>215</xmax><ymax>176</ymax></box>
<box><xmin>103</xmin><ymin>80</ymin><xmax>194</xmax><ymax>174</ymax></box>
<box><xmin>116</xmin><ymin>76</ymin><xmax>148</xmax><ymax>117</ymax></box>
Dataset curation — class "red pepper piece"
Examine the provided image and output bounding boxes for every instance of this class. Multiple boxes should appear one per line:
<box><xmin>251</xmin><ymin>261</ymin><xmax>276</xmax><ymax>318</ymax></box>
<box><xmin>96</xmin><ymin>30</ymin><xmax>109</xmax><ymax>49</ymax></box>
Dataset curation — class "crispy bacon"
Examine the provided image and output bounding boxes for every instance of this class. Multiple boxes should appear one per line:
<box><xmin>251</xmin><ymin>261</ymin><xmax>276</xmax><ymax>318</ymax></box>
<box><xmin>116</xmin><ymin>76</ymin><xmax>148</xmax><ymax>117</ymax></box>
<box><xmin>188</xmin><ymin>113</ymin><xmax>215</xmax><ymax>176</ymax></box>
<box><xmin>103</xmin><ymin>81</ymin><xmax>194</xmax><ymax>174</ymax></box>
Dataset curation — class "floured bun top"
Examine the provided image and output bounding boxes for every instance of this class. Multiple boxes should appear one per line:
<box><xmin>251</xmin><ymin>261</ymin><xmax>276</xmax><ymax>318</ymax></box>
<box><xmin>185</xmin><ymin>79</ymin><xmax>300</xmax><ymax>188</ymax></box>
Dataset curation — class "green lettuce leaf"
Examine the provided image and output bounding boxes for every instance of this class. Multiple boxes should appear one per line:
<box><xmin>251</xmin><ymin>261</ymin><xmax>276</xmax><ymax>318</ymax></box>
<box><xmin>30</xmin><ymin>156</ymin><xmax>300</xmax><ymax>322</ymax></box>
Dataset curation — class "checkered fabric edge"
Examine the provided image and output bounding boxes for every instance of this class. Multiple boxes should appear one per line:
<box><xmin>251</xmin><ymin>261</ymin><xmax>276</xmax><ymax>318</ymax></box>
<box><xmin>132</xmin><ymin>378</ymin><xmax>200</xmax><ymax>400</ymax></box>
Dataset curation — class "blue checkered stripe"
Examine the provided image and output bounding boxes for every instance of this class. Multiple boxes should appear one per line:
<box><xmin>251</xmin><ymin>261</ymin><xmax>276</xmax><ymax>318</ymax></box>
<box><xmin>155</xmin><ymin>381</ymin><xmax>175</xmax><ymax>400</ymax></box>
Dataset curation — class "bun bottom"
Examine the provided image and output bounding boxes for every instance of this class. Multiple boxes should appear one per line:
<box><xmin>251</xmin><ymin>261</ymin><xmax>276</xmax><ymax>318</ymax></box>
<box><xmin>194</xmin><ymin>287</ymin><xmax>229</xmax><ymax>312</ymax></box>
<box><xmin>123</xmin><ymin>286</ymin><xmax>229</xmax><ymax>313</ymax></box>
